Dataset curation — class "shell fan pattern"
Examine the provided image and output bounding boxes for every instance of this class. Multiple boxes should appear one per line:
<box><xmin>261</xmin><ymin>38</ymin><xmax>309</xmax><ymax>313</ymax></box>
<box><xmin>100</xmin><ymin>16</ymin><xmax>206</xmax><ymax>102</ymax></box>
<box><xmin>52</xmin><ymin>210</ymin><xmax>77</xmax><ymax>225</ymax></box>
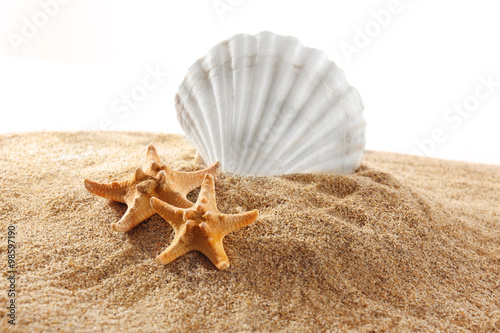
<box><xmin>176</xmin><ymin>31</ymin><xmax>366</xmax><ymax>176</ymax></box>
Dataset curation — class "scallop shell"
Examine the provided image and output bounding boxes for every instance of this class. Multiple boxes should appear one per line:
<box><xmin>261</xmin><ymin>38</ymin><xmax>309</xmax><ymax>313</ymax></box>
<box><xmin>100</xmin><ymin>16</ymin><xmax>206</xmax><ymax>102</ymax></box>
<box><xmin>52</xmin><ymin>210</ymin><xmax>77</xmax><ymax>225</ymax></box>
<box><xmin>176</xmin><ymin>31</ymin><xmax>366</xmax><ymax>175</ymax></box>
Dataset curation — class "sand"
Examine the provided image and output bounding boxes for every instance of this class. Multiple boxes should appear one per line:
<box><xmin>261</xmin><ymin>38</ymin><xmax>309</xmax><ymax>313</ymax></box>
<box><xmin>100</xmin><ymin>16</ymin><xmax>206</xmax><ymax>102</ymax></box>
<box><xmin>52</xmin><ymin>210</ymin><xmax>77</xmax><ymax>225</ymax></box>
<box><xmin>0</xmin><ymin>131</ymin><xmax>499</xmax><ymax>332</ymax></box>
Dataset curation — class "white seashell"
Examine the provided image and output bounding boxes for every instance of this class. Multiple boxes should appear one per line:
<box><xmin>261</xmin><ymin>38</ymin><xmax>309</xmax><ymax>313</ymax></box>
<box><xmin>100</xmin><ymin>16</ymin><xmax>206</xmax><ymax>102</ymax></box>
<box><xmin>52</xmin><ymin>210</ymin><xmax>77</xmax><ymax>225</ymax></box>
<box><xmin>176</xmin><ymin>31</ymin><xmax>366</xmax><ymax>175</ymax></box>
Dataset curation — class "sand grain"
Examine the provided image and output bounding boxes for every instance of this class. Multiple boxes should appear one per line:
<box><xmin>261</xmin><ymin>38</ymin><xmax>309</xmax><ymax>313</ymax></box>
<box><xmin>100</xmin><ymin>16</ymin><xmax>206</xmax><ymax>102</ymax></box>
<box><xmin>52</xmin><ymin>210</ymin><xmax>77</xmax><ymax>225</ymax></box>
<box><xmin>0</xmin><ymin>132</ymin><xmax>499</xmax><ymax>332</ymax></box>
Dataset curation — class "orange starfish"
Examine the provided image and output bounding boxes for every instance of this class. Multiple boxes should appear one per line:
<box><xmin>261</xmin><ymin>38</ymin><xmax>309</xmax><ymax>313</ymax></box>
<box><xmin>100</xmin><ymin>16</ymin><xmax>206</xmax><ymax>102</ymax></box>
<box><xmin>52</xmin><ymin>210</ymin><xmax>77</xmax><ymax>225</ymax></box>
<box><xmin>151</xmin><ymin>174</ymin><xmax>259</xmax><ymax>270</ymax></box>
<box><xmin>84</xmin><ymin>145</ymin><xmax>219</xmax><ymax>232</ymax></box>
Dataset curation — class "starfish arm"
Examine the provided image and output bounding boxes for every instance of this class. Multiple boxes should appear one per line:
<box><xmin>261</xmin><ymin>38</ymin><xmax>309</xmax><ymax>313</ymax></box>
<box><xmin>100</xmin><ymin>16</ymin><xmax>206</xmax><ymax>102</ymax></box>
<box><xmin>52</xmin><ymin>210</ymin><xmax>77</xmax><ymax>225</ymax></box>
<box><xmin>150</xmin><ymin>197</ymin><xmax>186</xmax><ymax>233</ymax></box>
<box><xmin>194</xmin><ymin>151</ymin><xmax>205</xmax><ymax>165</ymax></box>
<box><xmin>145</xmin><ymin>145</ymin><xmax>161</xmax><ymax>163</ymax></box>
<box><xmin>145</xmin><ymin>161</ymin><xmax>162</xmax><ymax>174</ymax></box>
<box><xmin>133</xmin><ymin>167</ymin><xmax>146</xmax><ymax>181</ymax></box>
<box><xmin>173</xmin><ymin>161</ymin><xmax>220</xmax><ymax>194</ymax></box>
<box><xmin>195</xmin><ymin>173</ymin><xmax>220</xmax><ymax>212</ymax></box>
<box><xmin>111</xmin><ymin>197</ymin><xmax>156</xmax><ymax>232</ymax></box>
<box><xmin>166</xmin><ymin>192</ymin><xmax>194</xmax><ymax>209</ymax></box>
<box><xmin>134</xmin><ymin>179</ymin><xmax>157</xmax><ymax>195</ymax></box>
<box><xmin>156</xmin><ymin>170</ymin><xmax>194</xmax><ymax>209</ymax></box>
<box><xmin>219</xmin><ymin>209</ymin><xmax>259</xmax><ymax>235</ymax></box>
<box><xmin>197</xmin><ymin>237</ymin><xmax>230</xmax><ymax>270</ymax></box>
<box><xmin>156</xmin><ymin>234</ymin><xmax>193</xmax><ymax>265</ymax></box>
<box><xmin>84</xmin><ymin>179</ymin><xmax>128</xmax><ymax>203</ymax></box>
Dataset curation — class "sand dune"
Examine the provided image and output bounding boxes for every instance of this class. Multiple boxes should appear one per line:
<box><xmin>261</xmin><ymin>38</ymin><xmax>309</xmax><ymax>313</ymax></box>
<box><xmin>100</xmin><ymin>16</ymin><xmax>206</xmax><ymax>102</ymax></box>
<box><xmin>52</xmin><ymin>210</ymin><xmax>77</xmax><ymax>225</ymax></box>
<box><xmin>0</xmin><ymin>132</ymin><xmax>499</xmax><ymax>332</ymax></box>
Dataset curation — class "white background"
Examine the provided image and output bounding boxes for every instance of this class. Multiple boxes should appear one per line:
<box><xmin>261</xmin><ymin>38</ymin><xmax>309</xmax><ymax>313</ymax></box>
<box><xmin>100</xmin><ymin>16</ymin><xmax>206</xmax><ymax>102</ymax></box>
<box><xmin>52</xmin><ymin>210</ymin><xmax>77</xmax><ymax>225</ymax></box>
<box><xmin>1</xmin><ymin>0</ymin><xmax>499</xmax><ymax>165</ymax></box>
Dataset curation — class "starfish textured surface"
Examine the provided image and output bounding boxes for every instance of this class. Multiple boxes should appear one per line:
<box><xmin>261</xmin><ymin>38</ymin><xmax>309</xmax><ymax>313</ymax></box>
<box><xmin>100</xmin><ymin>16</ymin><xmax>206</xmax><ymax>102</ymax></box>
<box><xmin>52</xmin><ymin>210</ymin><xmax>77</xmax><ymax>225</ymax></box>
<box><xmin>151</xmin><ymin>174</ymin><xmax>259</xmax><ymax>270</ymax></box>
<box><xmin>84</xmin><ymin>145</ymin><xmax>219</xmax><ymax>232</ymax></box>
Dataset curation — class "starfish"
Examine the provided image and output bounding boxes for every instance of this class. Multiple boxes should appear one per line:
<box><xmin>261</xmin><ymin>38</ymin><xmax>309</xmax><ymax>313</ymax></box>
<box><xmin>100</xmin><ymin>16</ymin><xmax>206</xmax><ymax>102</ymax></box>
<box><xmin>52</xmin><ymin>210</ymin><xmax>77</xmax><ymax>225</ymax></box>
<box><xmin>84</xmin><ymin>145</ymin><xmax>219</xmax><ymax>232</ymax></box>
<box><xmin>150</xmin><ymin>173</ymin><xmax>259</xmax><ymax>270</ymax></box>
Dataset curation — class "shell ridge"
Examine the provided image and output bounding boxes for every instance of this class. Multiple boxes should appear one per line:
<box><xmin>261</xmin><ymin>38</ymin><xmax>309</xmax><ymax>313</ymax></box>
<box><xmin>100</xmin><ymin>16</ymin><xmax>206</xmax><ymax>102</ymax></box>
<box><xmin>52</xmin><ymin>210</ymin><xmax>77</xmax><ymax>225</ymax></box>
<box><xmin>230</xmin><ymin>35</ymin><xmax>258</xmax><ymax>173</ymax></box>
<box><xmin>175</xmin><ymin>101</ymin><xmax>207</xmax><ymax>161</ymax></box>
<box><xmin>177</xmin><ymin>78</ymin><xmax>215</xmax><ymax>164</ymax></box>
<box><xmin>254</xmin><ymin>60</ymin><xmax>336</xmax><ymax>174</ymax></box>
<box><xmin>238</xmin><ymin>32</ymin><xmax>280</xmax><ymax>173</ymax></box>
<box><xmin>277</xmin><ymin>87</ymin><xmax>362</xmax><ymax>174</ymax></box>
<box><xmin>271</xmin><ymin>76</ymin><xmax>355</xmax><ymax>170</ymax></box>
<box><xmin>258</xmin><ymin>60</ymin><xmax>340</xmax><ymax>174</ymax></box>
<box><xmin>188</xmin><ymin>61</ymin><xmax>220</xmax><ymax>164</ymax></box>
<box><xmin>176</xmin><ymin>90</ymin><xmax>213</xmax><ymax>164</ymax></box>
<box><xmin>179</xmin><ymin>63</ymin><xmax>219</xmax><ymax>163</ymax></box>
<box><xmin>287</xmin><ymin>111</ymin><xmax>365</xmax><ymax>174</ymax></box>
<box><xmin>207</xmin><ymin>44</ymin><xmax>235</xmax><ymax>167</ymax></box>
<box><xmin>290</xmin><ymin>88</ymin><xmax>363</xmax><ymax>167</ymax></box>
<box><xmin>175</xmin><ymin>32</ymin><xmax>366</xmax><ymax>176</ymax></box>
<box><xmin>225</xmin><ymin>38</ymin><xmax>242</xmax><ymax>172</ymax></box>
<box><xmin>246</xmin><ymin>37</ymin><xmax>306</xmax><ymax>174</ymax></box>
<box><xmin>243</xmin><ymin>38</ymin><xmax>283</xmax><ymax>173</ymax></box>
<box><xmin>200</xmin><ymin>46</ymin><xmax>234</xmax><ymax>164</ymax></box>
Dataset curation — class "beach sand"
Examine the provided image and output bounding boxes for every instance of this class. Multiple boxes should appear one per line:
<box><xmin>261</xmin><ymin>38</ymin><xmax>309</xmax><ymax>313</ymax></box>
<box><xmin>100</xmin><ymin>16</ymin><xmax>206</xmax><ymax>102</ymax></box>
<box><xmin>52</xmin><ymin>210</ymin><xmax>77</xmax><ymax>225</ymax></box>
<box><xmin>0</xmin><ymin>131</ymin><xmax>499</xmax><ymax>332</ymax></box>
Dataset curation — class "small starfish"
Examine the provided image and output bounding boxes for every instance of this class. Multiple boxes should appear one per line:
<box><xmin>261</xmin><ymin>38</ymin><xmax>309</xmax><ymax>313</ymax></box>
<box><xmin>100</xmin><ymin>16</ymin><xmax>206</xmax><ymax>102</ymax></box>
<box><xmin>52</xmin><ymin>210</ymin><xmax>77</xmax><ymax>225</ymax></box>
<box><xmin>151</xmin><ymin>173</ymin><xmax>259</xmax><ymax>270</ymax></box>
<box><xmin>84</xmin><ymin>145</ymin><xmax>219</xmax><ymax>232</ymax></box>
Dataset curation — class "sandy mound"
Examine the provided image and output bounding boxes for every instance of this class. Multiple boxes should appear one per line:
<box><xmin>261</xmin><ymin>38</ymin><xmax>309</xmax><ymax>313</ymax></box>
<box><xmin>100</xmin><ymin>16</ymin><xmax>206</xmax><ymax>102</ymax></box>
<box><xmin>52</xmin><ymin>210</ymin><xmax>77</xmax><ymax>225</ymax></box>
<box><xmin>0</xmin><ymin>132</ymin><xmax>499</xmax><ymax>332</ymax></box>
